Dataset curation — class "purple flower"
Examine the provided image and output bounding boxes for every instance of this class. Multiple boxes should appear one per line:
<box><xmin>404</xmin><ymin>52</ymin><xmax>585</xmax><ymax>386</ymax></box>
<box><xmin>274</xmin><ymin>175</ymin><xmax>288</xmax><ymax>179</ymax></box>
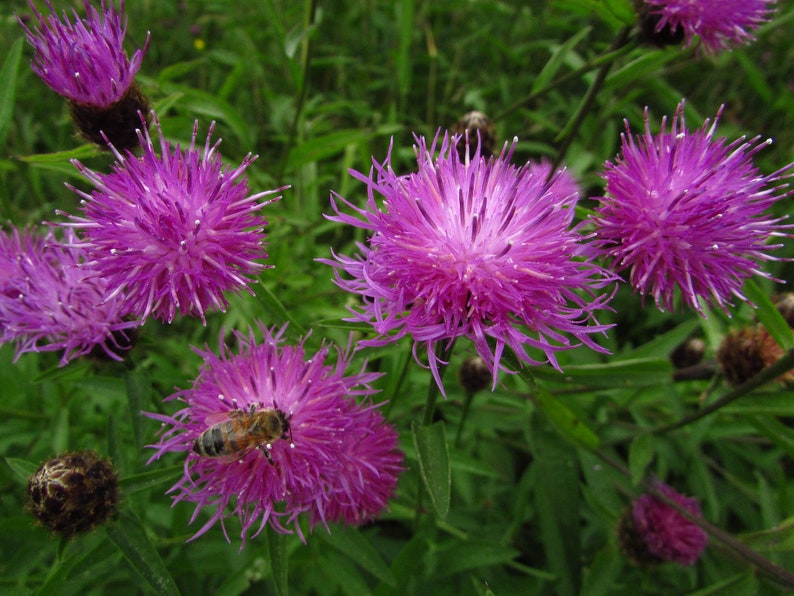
<box><xmin>146</xmin><ymin>324</ymin><xmax>403</xmax><ymax>545</ymax></box>
<box><xmin>592</xmin><ymin>101</ymin><xmax>792</xmax><ymax>315</ymax></box>
<box><xmin>631</xmin><ymin>483</ymin><xmax>708</xmax><ymax>565</ymax></box>
<box><xmin>19</xmin><ymin>0</ymin><xmax>149</xmax><ymax>107</ymax></box>
<box><xmin>643</xmin><ymin>0</ymin><xmax>776</xmax><ymax>54</ymax></box>
<box><xmin>321</xmin><ymin>133</ymin><xmax>615</xmax><ymax>391</ymax></box>
<box><xmin>60</xmin><ymin>113</ymin><xmax>284</xmax><ymax>324</ymax></box>
<box><xmin>0</xmin><ymin>226</ymin><xmax>137</xmax><ymax>365</ymax></box>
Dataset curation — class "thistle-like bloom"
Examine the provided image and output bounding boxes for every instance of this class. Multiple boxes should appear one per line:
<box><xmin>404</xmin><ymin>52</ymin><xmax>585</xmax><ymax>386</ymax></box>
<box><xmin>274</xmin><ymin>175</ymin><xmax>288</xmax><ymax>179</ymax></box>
<box><xmin>19</xmin><ymin>0</ymin><xmax>149</xmax><ymax>107</ymax></box>
<box><xmin>642</xmin><ymin>0</ymin><xmax>776</xmax><ymax>54</ymax></box>
<box><xmin>60</xmin><ymin>113</ymin><xmax>283</xmax><ymax>324</ymax></box>
<box><xmin>146</xmin><ymin>324</ymin><xmax>403</xmax><ymax>545</ymax></box>
<box><xmin>628</xmin><ymin>483</ymin><xmax>708</xmax><ymax>566</ymax></box>
<box><xmin>321</xmin><ymin>133</ymin><xmax>615</xmax><ymax>391</ymax></box>
<box><xmin>592</xmin><ymin>102</ymin><xmax>792</xmax><ymax>315</ymax></box>
<box><xmin>0</xmin><ymin>226</ymin><xmax>137</xmax><ymax>365</ymax></box>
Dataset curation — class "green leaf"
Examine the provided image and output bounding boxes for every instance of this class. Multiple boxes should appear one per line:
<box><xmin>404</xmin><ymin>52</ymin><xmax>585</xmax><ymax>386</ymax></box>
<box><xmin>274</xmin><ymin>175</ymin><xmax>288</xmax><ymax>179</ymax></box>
<box><xmin>433</xmin><ymin>542</ymin><xmax>521</xmax><ymax>579</ymax></box>
<box><xmin>286</xmin><ymin>129</ymin><xmax>374</xmax><ymax>169</ymax></box>
<box><xmin>532</xmin><ymin>27</ymin><xmax>592</xmax><ymax>94</ymax></box>
<box><xmin>0</xmin><ymin>37</ymin><xmax>24</xmax><ymax>150</ymax></box>
<box><xmin>628</xmin><ymin>433</ymin><xmax>655</xmax><ymax>485</ymax></box>
<box><xmin>412</xmin><ymin>420</ymin><xmax>451</xmax><ymax>520</ymax></box>
<box><xmin>319</xmin><ymin>527</ymin><xmax>396</xmax><ymax>587</ymax></box>
<box><xmin>125</xmin><ymin>370</ymin><xmax>152</xmax><ymax>450</ymax></box>
<box><xmin>530</xmin><ymin>414</ymin><xmax>581</xmax><ymax>596</ymax></box>
<box><xmin>531</xmin><ymin>386</ymin><xmax>600</xmax><ymax>450</ymax></box>
<box><xmin>532</xmin><ymin>357</ymin><xmax>673</xmax><ymax>388</ymax></box>
<box><xmin>255</xmin><ymin>282</ymin><xmax>307</xmax><ymax>336</ymax></box>
<box><xmin>106</xmin><ymin>512</ymin><xmax>180</xmax><ymax>596</ymax></box>
<box><xmin>744</xmin><ymin>279</ymin><xmax>794</xmax><ymax>351</ymax></box>
<box><xmin>5</xmin><ymin>457</ymin><xmax>38</xmax><ymax>482</ymax></box>
<box><xmin>749</xmin><ymin>416</ymin><xmax>794</xmax><ymax>459</ymax></box>
<box><xmin>16</xmin><ymin>144</ymin><xmax>103</xmax><ymax>164</ymax></box>
<box><xmin>119</xmin><ymin>465</ymin><xmax>183</xmax><ymax>496</ymax></box>
<box><xmin>741</xmin><ymin>517</ymin><xmax>794</xmax><ymax>553</ymax></box>
<box><xmin>266</xmin><ymin>528</ymin><xmax>289</xmax><ymax>596</ymax></box>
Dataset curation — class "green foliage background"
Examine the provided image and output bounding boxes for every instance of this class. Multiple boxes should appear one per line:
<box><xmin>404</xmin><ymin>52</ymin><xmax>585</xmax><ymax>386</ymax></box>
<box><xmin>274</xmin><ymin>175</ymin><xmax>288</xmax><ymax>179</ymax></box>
<box><xmin>0</xmin><ymin>1</ymin><xmax>793</xmax><ymax>594</ymax></box>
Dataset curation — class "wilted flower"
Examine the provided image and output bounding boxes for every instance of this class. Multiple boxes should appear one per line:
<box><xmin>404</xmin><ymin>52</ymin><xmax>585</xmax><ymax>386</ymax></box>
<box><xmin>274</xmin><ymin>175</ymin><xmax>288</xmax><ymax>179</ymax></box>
<box><xmin>592</xmin><ymin>101</ymin><xmax>792</xmax><ymax>315</ymax></box>
<box><xmin>641</xmin><ymin>0</ymin><xmax>776</xmax><ymax>54</ymax></box>
<box><xmin>146</xmin><ymin>324</ymin><xmax>403</xmax><ymax>545</ymax></box>
<box><xmin>59</xmin><ymin>113</ymin><xmax>283</xmax><ymax>325</ymax></box>
<box><xmin>321</xmin><ymin>133</ymin><xmax>614</xmax><ymax>392</ymax></box>
<box><xmin>0</xmin><ymin>226</ymin><xmax>137</xmax><ymax>365</ymax></box>
<box><xmin>19</xmin><ymin>0</ymin><xmax>150</xmax><ymax>149</ymax></box>
<box><xmin>716</xmin><ymin>324</ymin><xmax>792</xmax><ymax>386</ymax></box>
<box><xmin>618</xmin><ymin>482</ymin><xmax>708</xmax><ymax>566</ymax></box>
<box><xmin>27</xmin><ymin>450</ymin><xmax>119</xmax><ymax>538</ymax></box>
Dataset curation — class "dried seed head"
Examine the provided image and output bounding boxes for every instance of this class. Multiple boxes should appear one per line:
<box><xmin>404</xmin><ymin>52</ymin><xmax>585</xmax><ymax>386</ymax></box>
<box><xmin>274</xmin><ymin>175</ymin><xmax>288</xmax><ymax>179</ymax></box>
<box><xmin>27</xmin><ymin>451</ymin><xmax>119</xmax><ymax>538</ymax></box>
<box><xmin>716</xmin><ymin>325</ymin><xmax>792</xmax><ymax>386</ymax></box>
<box><xmin>773</xmin><ymin>293</ymin><xmax>794</xmax><ymax>329</ymax></box>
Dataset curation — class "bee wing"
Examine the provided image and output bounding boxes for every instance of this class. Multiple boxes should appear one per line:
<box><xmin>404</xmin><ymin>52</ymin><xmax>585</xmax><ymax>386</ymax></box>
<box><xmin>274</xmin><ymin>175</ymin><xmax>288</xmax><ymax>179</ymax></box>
<box><xmin>199</xmin><ymin>410</ymin><xmax>235</xmax><ymax>427</ymax></box>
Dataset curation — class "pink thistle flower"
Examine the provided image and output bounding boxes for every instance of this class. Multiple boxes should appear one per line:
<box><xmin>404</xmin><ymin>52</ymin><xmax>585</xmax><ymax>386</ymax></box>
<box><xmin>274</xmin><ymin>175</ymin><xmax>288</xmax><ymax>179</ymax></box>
<box><xmin>59</xmin><ymin>112</ymin><xmax>284</xmax><ymax>324</ymax></box>
<box><xmin>643</xmin><ymin>0</ymin><xmax>776</xmax><ymax>54</ymax></box>
<box><xmin>146</xmin><ymin>324</ymin><xmax>403</xmax><ymax>545</ymax></box>
<box><xmin>321</xmin><ymin>133</ymin><xmax>615</xmax><ymax>392</ymax></box>
<box><xmin>19</xmin><ymin>0</ymin><xmax>149</xmax><ymax>107</ymax></box>
<box><xmin>592</xmin><ymin>101</ymin><xmax>792</xmax><ymax>315</ymax></box>
<box><xmin>0</xmin><ymin>226</ymin><xmax>137</xmax><ymax>365</ymax></box>
<box><xmin>631</xmin><ymin>483</ymin><xmax>708</xmax><ymax>566</ymax></box>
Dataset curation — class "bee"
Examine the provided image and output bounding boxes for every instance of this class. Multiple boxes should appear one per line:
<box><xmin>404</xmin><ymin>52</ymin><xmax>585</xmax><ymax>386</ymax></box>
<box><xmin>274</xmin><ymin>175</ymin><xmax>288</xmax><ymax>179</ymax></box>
<box><xmin>193</xmin><ymin>406</ymin><xmax>291</xmax><ymax>463</ymax></box>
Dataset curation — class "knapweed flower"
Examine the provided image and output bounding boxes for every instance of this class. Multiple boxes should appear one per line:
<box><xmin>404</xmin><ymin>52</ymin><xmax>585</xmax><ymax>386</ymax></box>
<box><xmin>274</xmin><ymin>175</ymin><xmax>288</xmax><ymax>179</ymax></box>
<box><xmin>146</xmin><ymin>324</ymin><xmax>403</xmax><ymax>545</ymax></box>
<box><xmin>0</xmin><ymin>226</ymin><xmax>137</xmax><ymax>365</ymax></box>
<box><xmin>592</xmin><ymin>102</ymin><xmax>792</xmax><ymax>315</ymax></box>
<box><xmin>641</xmin><ymin>0</ymin><xmax>776</xmax><ymax>54</ymax></box>
<box><xmin>321</xmin><ymin>133</ymin><xmax>615</xmax><ymax>391</ymax></box>
<box><xmin>59</xmin><ymin>113</ymin><xmax>284</xmax><ymax>325</ymax></box>
<box><xmin>19</xmin><ymin>1</ymin><xmax>150</xmax><ymax>149</ymax></box>
<box><xmin>618</xmin><ymin>482</ymin><xmax>708</xmax><ymax>566</ymax></box>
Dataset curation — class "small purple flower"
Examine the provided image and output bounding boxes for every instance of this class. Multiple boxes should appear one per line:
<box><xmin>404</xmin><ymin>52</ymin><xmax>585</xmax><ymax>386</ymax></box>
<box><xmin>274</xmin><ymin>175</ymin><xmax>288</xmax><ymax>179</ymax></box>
<box><xmin>146</xmin><ymin>324</ymin><xmax>403</xmax><ymax>545</ymax></box>
<box><xmin>631</xmin><ymin>483</ymin><xmax>708</xmax><ymax>565</ymax></box>
<box><xmin>60</xmin><ymin>112</ymin><xmax>284</xmax><ymax>324</ymax></box>
<box><xmin>321</xmin><ymin>133</ymin><xmax>615</xmax><ymax>391</ymax></box>
<box><xmin>19</xmin><ymin>0</ymin><xmax>149</xmax><ymax>107</ymax></box>
<box><xmin>0</xmin><ymin>226</ymin><xmax>137</xmax><ymax>365</ymax></box>
<box><xmin>592</xmin><ymin>101</ymin><xmax>792</xmax><ymax>315</ymax></box>
<box><xmin>643</xmin><ymin>0</ymin><xmax>776</xmax><ymax>54</ymax></box>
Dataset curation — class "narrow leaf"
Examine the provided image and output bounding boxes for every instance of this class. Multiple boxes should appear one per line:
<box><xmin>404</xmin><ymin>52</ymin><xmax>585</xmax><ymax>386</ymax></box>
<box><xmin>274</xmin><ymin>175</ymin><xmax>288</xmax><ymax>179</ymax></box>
<box><xmin>532</xmin><ymin>27</ymin><xmax>591</xmax><ymax>94</ymax></box>
<box><xmin>412</xmin><ymin>420</ymin><xmax>451</xmax><ymax>520</ymax></box>
<box><xmin>5</xmin><ymin>457</ymin><xmax>38</xmax><ymax>482</ymax></box>
<box><xmin>532</xmin><ymin>386</ymin><xmax>600</xmax><ymax>450</ymax></box>
<box><xmin>0</xmin><ymin>37</ymin><xmax>24</xmax><ymax>149</ymax></box>
<box><xmin>106</xmin><ymin>512</ymin><xmax>180</xmax><ymax>596</ymax></box>
<box><xmin>628</xmin><ymin>433</ymin><xmax>655</xmax><ymax>485</ymax></box>
<box><xmin>120</xmin><ymin>465</ymin><xmax>183</xmax><ymax>496</ymax></box>
<box><xmin>744</xmin><ymin>279</ymin><xmax>794</xmax><ymax>351</ymax></box>
<box><xmin>319</xmin><ymin>527</ymin><xmax>396</xmax><ymax>587</ymax></box>
<box><xmin>125</xmin><ymin>370</ymin><xmax>152</xmax><ymax>450</ymax></box>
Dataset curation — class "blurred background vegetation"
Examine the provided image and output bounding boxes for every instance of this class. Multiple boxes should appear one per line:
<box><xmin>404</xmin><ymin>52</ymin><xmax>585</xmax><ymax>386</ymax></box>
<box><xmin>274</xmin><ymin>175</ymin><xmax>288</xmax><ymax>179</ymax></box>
<box><xmin>1</xmin><ymin>1</ymin><xmax>793</xmax><ymax>594</ymax></box>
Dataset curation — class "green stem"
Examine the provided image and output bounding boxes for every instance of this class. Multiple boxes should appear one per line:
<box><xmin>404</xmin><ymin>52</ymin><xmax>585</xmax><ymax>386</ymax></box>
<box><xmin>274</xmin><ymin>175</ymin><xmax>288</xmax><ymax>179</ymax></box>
<box><xmin>493</xmin><ymin>36</ymin><xmax>635</xmax><ymax>122</ymax></box>
<box><xmin>652</xmin><ymin>348</ymin><xmax>794</xmax><ymax>436</ymax></box>
<box><xmin>552</xmin><ymin>25</ymin><xmax>632</xmax><ymax>171</ymax></box>
<box><xmin>421</xmin><ymin>340</ymin><xmax>456</xmax><ymax>427</ymax></box>
<box><xmin>454</xmin><ymin>391</ymin><xmax>476</xmax><ymax>447</ymax></box>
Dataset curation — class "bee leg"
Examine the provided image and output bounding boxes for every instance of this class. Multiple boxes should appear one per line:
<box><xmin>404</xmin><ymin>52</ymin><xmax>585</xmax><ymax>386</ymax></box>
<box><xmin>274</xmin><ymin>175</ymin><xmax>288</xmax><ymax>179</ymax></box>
<box><xmin>260</xmin><ymin>446</ymin><xmax>275</xmax><ymax>466</ymax></box>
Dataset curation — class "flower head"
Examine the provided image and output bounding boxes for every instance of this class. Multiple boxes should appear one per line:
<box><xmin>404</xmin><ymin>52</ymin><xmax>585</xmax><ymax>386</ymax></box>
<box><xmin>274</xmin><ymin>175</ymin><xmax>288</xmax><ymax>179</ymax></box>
<box><xmin>622</xmin><ymin>482</ymin><xmax>708</xmax><ymax>566</ymax></box>
<box><xmin>642</xmin><ymin>0</ymin><xmax>776</xmax><ymax>54</ymax></box>
<box><xmin>146</xmin><ymin>324</ymin><xmax>403</xmax><ymax>545</ymax></box>
<box><xmin>19</xmin><ymin>0</ymin><xmax>149</xmax><ymax>107</ymax></box>
<box><xmin>60</xmin><ymin>112</ymin><xmax>283</xmax><ymax>324</ymax></box>
<box><xmin>592</xmin><ymin>102</ymin><xmax>792</xmax><ymax>315</ymax></box>
<box><xmin>321</xmin><ymin>133</ymin><xmax>615</xmax><ymax>391</ymax></box>
<box><xmin>0</xmin><ymin>226</ymin><xmax>137</xmax><ymax>365</ymax></box>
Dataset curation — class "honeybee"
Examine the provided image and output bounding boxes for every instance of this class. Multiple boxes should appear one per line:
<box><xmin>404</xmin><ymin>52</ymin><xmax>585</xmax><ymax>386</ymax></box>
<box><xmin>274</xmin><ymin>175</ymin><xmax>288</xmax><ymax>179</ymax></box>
<box><xmin>193</xmin><ymin>406</ymin><xmax>291</xmax><ymax>462</ymax></box>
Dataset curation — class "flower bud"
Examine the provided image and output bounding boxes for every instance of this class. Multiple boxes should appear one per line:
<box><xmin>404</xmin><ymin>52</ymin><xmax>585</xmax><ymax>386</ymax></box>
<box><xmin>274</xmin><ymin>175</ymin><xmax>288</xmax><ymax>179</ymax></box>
<box><xmin>669</xmin><ymin>337</ymin><xmax>706</xmax><ymax>369</ymax></box>
<box><xmin>451</xmin><ymin>111</ymin><xmax>496</xmax><ymax>160</ymax></box>
<box><xmin>716</xmin><ymin>325</ymin><xmax>791</xmax><ymax>386</ymax></box>
<box><xmin>458</xmin><ymin>356</ymin><xmax>492</xmax><ymax>394</ymax></box>
<box><xmin>27</xmin><ymin>451</ymin><xmax>119</xmax><ymax>538</ymax></box>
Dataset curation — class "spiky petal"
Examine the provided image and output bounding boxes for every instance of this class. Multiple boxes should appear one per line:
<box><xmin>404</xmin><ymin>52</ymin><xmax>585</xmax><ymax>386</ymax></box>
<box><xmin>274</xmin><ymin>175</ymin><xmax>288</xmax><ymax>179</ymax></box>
<box><xmin>592</xmin><ymin>101</ymin><xmax>792</xmax><ymax>315</ymax></box>
<box><xmin>146</xmin><ymin>324</ymin><xmax>403</xmax><ymax>546</ymax></box>
<box><xmin>60</xmin><ymin>112</ymin><xmax>284</xmax><ymax>324</ymax></box>
<box><xmin>321</xmin><ymin>133</ymin><xmax>615</xmax><ymax>392</ymax></box>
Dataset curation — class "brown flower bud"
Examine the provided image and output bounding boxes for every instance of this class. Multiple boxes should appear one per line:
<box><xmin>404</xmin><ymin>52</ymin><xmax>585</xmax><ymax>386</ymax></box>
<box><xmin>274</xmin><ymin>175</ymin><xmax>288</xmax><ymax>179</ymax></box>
<box><xmin>27</xmin><ymin>451</ymin><xmax>119</xmax><ymax>538</ymax></box>
<box><xmin>451</xmin><ymin>111</ymin><xmax>496</xmax><ymax>161</ymax></box>
<box><xmin>716</xmin><ymin>325</ymin><xmax>792</xmax><ymax>386</ymax></box>
<box><xmin>458</xmin><ymin>356</ymin><xmax>492</xmax><ymax>394</ymax></box>
<box><xmin>69</xmin><ymin>83</ymin><xmax>149</xmax><ymax>151</ymax></box>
